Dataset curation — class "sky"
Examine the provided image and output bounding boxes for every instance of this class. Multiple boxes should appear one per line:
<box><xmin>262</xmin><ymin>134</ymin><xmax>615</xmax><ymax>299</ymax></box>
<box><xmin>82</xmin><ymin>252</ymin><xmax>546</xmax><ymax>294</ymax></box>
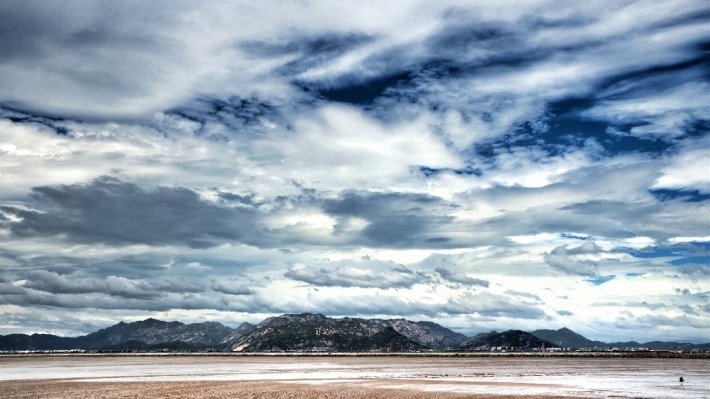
<box><xmin>0</xmin><ymin>0</ymin><xmax>709</xmax><ymax>343</ymax></box>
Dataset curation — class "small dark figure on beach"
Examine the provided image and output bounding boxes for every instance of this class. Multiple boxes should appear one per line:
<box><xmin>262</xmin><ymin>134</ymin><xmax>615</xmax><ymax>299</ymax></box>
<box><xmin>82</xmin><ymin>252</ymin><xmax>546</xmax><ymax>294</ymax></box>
<box><xmin>680</xmin><ymin>376</ymin><xmax>684</xmax><ymax>384</ymax></box>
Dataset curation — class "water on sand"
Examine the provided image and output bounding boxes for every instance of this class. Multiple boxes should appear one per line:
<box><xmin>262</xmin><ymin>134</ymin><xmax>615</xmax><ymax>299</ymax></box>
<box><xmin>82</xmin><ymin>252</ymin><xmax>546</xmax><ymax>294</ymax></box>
<box><xmin>1</xmin><ymin>355</ymin><xmax>707</xmax><ymax>398</ymax></box>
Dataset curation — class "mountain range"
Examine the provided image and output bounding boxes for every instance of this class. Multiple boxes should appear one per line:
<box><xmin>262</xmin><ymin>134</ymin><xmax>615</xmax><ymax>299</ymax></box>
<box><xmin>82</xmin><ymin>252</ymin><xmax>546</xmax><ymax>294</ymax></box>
<box><xmin>1</xmin><ymin>313</ymin><xmax>708</xmax><ymax>352</ymax></box>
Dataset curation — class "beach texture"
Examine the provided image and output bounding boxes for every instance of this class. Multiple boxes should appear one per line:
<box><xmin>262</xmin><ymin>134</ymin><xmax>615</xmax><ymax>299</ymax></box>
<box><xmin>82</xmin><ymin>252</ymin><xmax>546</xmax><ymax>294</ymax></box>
<box><xmin>0</xmin><ymin>379</ymin><xmax>587</xmax><ymax>399</ymax></box>
<box><xmin>2</xmin><ymin>355</ymin><xmax>704</xmax><ymax>398</ymax></box>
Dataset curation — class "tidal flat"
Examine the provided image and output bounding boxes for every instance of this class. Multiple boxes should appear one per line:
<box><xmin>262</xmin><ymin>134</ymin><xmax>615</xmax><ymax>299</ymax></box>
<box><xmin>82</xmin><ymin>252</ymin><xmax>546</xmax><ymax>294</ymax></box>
<box><xmin>1</xmin><ymin>355</ymin><xmax>707</xmax><ymax>398</ymax></box>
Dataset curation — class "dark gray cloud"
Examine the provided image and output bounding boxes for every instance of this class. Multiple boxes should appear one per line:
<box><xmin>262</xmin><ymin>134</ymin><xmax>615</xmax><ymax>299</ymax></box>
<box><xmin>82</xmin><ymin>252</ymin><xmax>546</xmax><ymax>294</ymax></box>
<box><xmin>0</xmin><ymin>310</ymin><xmax>115</xmax><ymax>336</ymax></box>
<box><xmin>245</xmin><ymin>33</ymin><xmax>375</xmax><ymax>85</ymax></box>
<box><xmin>679</xmin><ymin>264</ymin><xmax>710</xmax><ymax>276</ymax></box>
<box><xmin>0</xmin><ymin>108</ymin><xmax>72</xmax><ymax>136</ymax></box>
<box><xmin>24</xmin><ymin>271</ymin><xmax>157</xmax><ymax>299</ymax></box>
<box><xmin>560</xmin><ymin>201</ymin><xmax>710</xmax><ymax>241</ymax></box>
<box><xmin>544</xmin><ymin>243</ymin><xmax>600</xmax><ymax>276</ymax></box>
<box><xmin>0</xmin><ymin>251</ymin><xmax>90</xmax><ymax>277</ymax></box>
<box><xmin>1</xmin><ymin>177</ymin><xmax>488</xmax><ymax>251</ymax></box>
<box><xmin>2</xmin><ymin>176</ymin><xmax>258</xmax><ymax>248</ymax></box>
<box><xmin>23</xmin><ymin>270</ymin><xmax>202</xmax><ymax>299</ymax></box>
<box><xmin>425</xmin><ymin>21</ymin><xmax>522</xmax><ymax>60</ymax></box>
<box><xmin>211</xmin><ymin>280</ymin><xmax>256</xmax><ymax>296</ymax></box>
<box><xmin>472</xmin><ymin>187</ymin><xmax>708</xmax><ymax>245</ymax></box>
<box><xmin>611</xmin><ymin>313</ymin><xmax>710</xmax><ymax>341</ymax></box>
<box><xmin>284</xmin><ymin>263</ymin><xmax>429</xmax><ymax>289</ymax></box>
<box><xmin>0</xmin><ymin>282</ymin><xmax>25</xmax><ymax>295</ymax></box>
<box><xmin>435</xmin><ymin>266</ymin><xmax>489</xmax><ymax>287</ymax></box>
<box><xmin>504</xmin><ymin>290</ymin><xmax>542</xmax><ymax>301</ymax></box>
<box><xmin>0</xmin><ymin>287</ymin><xmax>220</xmax><ymax>312</ymax></box>
<box><xmin>0</xmin><ymin>1</ymin><xmax>191</xmax><ymax>118</ymax></box>
<box><xmin>323</xmin><ymin>191</ymin><xmax>456</xmax><ymax>247</ymax></box>
<box><xmin>164</xmin><ymin>97</ymin><xmax>295</xmax><ymax>142</ymax></box>
<box><xmin>0</xmin><ymin>247</ymin><xmax>212</xmax><ymax>283</ymax></box>
<box><xmin>147</xmin><ymin>278</ymin><xmax>204</xmax><ymax>294</ymax></box>
<box><xmin>306</xmin><ymin>291</ymin><xmax>547</xmax><ymax>320</ymax></box>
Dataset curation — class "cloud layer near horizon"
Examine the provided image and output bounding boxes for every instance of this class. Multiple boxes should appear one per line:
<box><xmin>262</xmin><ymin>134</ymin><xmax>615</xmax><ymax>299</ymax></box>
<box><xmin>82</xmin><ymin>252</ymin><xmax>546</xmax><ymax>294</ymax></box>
<box><xmin>1</xmin><ymin>0</ymin><xmax>709</xmax><ymax>343</ymax></box>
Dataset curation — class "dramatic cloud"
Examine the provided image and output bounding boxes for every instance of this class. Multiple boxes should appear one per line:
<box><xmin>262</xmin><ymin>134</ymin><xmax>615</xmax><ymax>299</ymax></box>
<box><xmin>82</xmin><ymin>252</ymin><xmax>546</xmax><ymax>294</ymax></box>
<box><xmin>0</xmin><ymin>0</ymin><xmax>708</xmax><ymax>342</ymax></box>
<box><xmin>2</xmin><ymin>177</ymin><xmax>258</xmax><ymax>248</ymax></box>
<box><xmin>322</xmin><ymin>191</ymin><xmax>459</xmax><ymax>247</ymax></box>
<box><xmin>210</xmin><ymin>280</ymin><xmax>256</xmax><ymax>296</ymax></box>
<box><xmin>544</xmin><ymin>242</ymin><xmax>603</xmax><ymax>276</ymax></box>
<box><xmin>284</xmin><ymin>262</ymin><xmax>428</xmax><ymax>289</ymax></box>
<box><xmin>435</xmin><ymin>267</ymin><xmax>489</xmax><ymax>287</ymax></box>
<box><xmin>22</xmin><ymin>270</ymin><xmax>204</xmax><ymax>298</ymax></box>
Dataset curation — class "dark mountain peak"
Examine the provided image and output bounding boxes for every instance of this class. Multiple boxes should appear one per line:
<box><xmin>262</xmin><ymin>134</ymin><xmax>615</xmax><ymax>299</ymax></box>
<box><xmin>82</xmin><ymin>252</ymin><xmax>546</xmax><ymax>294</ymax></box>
<box><xmin>288</xmin><ymin>312</ymin><xmax>328</xmax><ymax>321</ymax></box>
<box><xmin>219</xmin><ymin>322</ymin><xmax>257</xmax><ymax>347</ymax></box>
<box><xmin>136</xmin><ymin>318</ymin><xmax>181</xmax><ymax>327</ymax></box>
<box><xmin>73</xmin><ymin>318</ymin><xmax>233</xmax><ymax>350</ymax></box>
<box><xmin>231</xmin><ymin>320</ymin><xmax>427</xmax><ymax>352</ymax></box>
<box><xmin>236</xmin><ymin>322</ymin><xmax>256</xmax><ymax>330</ymax></box>
<box><xmin>257</xmin><ymin>313</ymin><xmax>328</xmax><ymax>328</ymax></box>
<box><xmin>227</xmin><ymin>314</ymin><xmax>433</xmax><ymax>352</ymax></box>
<box><xmin>0</xmin><ymin>333</ymin><xmax>76</xmax><ymax>351</ymax></box>
<box><xmin>530</xmin><ymin>327</ymin><xmax>602</xmax><ymax>348</ymax></box>
<box><xmin>469</xmin><ymin>330</ymin><xmax>498</xmax><ymax>340</ymax></box>
<box><xmin>381</xmin><ymin>318</ymin><xmax>467</xmax><ymax>349</ymax></box>
<box><xmin>364</xmin><ymin>327</ymin><xmax>426</xmax><ymax>351</ymax></box>
<box><xmin>503</xmin><ymin>329</ymin><xmax>526</xmax><ymax>335</ymax></box>
<box><xmin>461</xmin><ymin>329</ymin><xmax>554</xmax><ymax>350</ymax></box>
<box><xmin>92</xmin><ymin>318</ymin><xmax>181</xmax><ymax>335</ymax></box>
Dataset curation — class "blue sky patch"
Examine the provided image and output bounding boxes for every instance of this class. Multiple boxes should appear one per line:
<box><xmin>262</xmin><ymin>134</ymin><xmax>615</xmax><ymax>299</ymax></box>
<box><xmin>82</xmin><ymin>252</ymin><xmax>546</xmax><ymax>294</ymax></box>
<box><xmin>585</xmin><ymin>275</ymin><xmax>616</xmax><ymax>286</ymax></box>
<box><xmin>649</xmin><ymin>189</ymin><xmax>710</xmax><ymax>203</ymax></box>
<box><xmin>625</xmin><ymin>272</ymin><xmax>645</xmax><ymax>277</ymax></box>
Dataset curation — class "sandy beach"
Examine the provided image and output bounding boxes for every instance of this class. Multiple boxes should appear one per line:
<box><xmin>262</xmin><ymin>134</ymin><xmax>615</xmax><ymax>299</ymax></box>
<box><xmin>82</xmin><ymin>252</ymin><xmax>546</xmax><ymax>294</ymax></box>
<box><xmin>0</xmin><ymin>379</ymin><xmax>587</xmax><ymax>399</ymax></box>
<box><xmin>1</xmin><ymin>355</ymin><xmax>705</xmax><ymax>398</ymax></box>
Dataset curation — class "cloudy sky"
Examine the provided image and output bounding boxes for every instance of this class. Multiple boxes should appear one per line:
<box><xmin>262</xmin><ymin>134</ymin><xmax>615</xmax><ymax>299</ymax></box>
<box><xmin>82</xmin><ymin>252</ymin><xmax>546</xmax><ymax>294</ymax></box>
<box><xmin>1</xmin><ymin>1</ymin><xmax>709</xmax><ymax>343</ymax></box>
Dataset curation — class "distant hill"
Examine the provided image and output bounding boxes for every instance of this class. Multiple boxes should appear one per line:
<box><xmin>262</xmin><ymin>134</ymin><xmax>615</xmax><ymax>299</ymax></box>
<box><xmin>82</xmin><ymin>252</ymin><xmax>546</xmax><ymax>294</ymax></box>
<box><xmin>530</xmin><ymin>327</ymin><xmax>710</xmax><ymax>351</ymax></box>
<box><xmin>530</xmin><ymin>327</ymin><xmax>605</xmax><ymax>349</ymax></box>
<box><xmin>460</xmin><ymin>330</ymin><xmax>555</xmax><ymax>350</ymax></box>
<box><xmin>381</xmin><ymin>319</ymin><xmax>467</xmax><ymax>349</ymax></box>
<box><xmin>0</xmin><ymin>333</ymin><xmax>77</xmax><ymax>351</ymax></box>
<box><xmin>605</xmin><ymin>340</ymin><xmax>710</xmax><ymax>351</ymax></box>
<box><xmin>362</xmin><ymin>327</ymin><xmax>424</xmax><ymax>352</ymax></box>
<box><xmin>218</xmin><ymin>322</ymin><xmax>257</xmax><ymax>348</ymax></box>
<box><xmin>2</xmin><ymin>317</ymin><xmax>709</xmax><ymax>353</ymax></box>
<box><xmin>224</xmin><ymin>313</ymin><xmax>428</xmax><ymax>352</ymax></box>
<box><xmin>0</xmin><ymin>313</ymin><xmax>461</xmax><ymax>352</ymax></box>
<box><xmin>0</xmin><ymin>319</ymin><xmax>234</xmax><ymax>352</ymax></box>
<box><xmin>75</xmin><ymin>318</ymin><xmax>234</xmax><ymax>350</ymax></box>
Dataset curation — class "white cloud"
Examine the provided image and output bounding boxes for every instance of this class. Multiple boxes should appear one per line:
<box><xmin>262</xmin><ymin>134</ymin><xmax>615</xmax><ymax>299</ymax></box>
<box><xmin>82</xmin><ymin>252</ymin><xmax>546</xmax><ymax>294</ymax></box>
<box><xmin>253</xmin><ymin>104</ymin><xmax>462</xmax><ymax>192</ymax></box>
<box><xmin>653</xmin><ymin>135</ymin><xmax>710</xmax><ymax>193</ymax></box>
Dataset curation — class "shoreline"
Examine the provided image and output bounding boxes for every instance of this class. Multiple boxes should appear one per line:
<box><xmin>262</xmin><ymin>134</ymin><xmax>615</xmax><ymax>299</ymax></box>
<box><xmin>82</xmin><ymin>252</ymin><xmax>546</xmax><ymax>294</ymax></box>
<box><xmin>2</xmin><ymin>350</ymin><xmax>709</xmax><ymax>359</ymax></box>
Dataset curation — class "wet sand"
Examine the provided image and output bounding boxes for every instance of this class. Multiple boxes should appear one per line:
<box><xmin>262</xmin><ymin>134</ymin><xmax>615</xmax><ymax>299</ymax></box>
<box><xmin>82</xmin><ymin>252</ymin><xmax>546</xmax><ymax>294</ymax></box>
<box><xmin>2</xmin><ymin>355</ymin><xmax>704</xmax><ymax>398</ymax></box>
<box><xmin>0</xmin><ymin>379</ymin><xmax>586</xmax><ymax>399</ymax></box>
